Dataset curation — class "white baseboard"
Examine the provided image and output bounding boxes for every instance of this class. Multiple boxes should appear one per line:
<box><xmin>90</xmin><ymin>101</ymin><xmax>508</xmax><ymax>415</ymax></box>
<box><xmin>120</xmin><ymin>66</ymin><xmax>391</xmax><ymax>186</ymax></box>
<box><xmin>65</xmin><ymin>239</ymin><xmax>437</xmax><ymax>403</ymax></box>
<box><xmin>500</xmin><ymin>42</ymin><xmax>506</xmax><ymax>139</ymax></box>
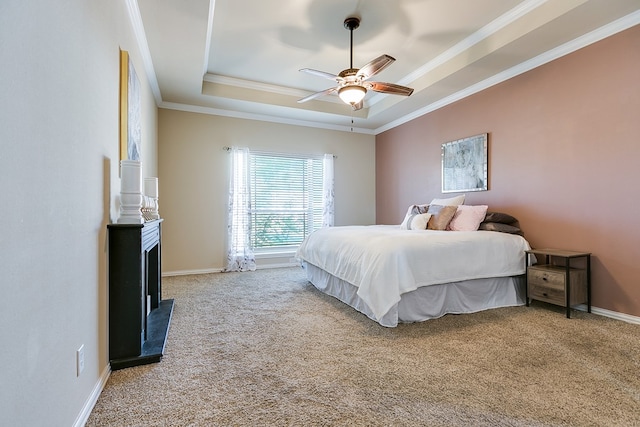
<box><xmin>575</xmin><ymin>304</ymin><xmax>640</xmax><ymax>325</ymax></box>
<box><xmin>163</xmin><ymin>262</ymin><xmax>300</xmax><ymax>277</ymax></box>
<box><xmin>163</xmin><ymin>267</ymin><xmax>223</xmax><ymax>277</ymax></box>
<box><xmin>73</xmin><ymin>364</ymin><xmax>110</xmax><ymax>427</ymax></box>
<box><xmin>256</xmin><ymin>261</ymin><xmax>301</xmax><ymax>270</ymax></box>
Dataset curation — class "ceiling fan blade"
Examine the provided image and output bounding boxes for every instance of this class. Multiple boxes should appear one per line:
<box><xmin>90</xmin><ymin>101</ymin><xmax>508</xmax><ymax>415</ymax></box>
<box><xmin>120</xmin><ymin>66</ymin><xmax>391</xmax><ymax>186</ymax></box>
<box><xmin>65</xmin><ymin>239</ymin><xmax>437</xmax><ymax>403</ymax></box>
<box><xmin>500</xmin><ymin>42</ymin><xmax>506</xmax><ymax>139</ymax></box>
<box><xmin>297</xmin><ymin>87</ymin><xmax>337</xmax><ymax>103</ymax></box>
<box><xmin>351</xmin><ymin>100</ymin><xmax>364</xmax><ymax>111</ymax></box>
<box><xmin>299</xmin><ymin>68</ymin><xmax>340</xmax><ymax>81</ymax></box>
<box><xmin>356</xmin><ymin>54</ymin><xmax>395</xmax><ymax>80</ymax></box>
<box><xmin>365</xmin><ymin>81</ymin><xmax>414</xmax><ymax>96</ymax></box>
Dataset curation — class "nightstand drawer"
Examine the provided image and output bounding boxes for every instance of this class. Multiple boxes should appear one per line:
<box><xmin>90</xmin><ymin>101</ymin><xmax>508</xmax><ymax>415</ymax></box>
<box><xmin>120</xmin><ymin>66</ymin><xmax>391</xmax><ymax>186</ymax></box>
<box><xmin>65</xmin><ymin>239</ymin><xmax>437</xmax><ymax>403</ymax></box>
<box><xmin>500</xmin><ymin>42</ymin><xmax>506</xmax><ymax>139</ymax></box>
<box><xmin>528</xmin><ymin>266</ymin><xmax>565</xmax><ymax>305</ymax></box>
<box><xmin>527</xmin><ymin>265</ymin><xmax>587</xmax><ymax>307</ymax></box>
<box><xmin>528</xmin><ymin>280</ymin><xmax>565</xmax><ymax>305</ymax></box>
<box><xmin>528</xmin><ymin>266</ymin><xmax>565</xmax><ymax>289</ymax></box>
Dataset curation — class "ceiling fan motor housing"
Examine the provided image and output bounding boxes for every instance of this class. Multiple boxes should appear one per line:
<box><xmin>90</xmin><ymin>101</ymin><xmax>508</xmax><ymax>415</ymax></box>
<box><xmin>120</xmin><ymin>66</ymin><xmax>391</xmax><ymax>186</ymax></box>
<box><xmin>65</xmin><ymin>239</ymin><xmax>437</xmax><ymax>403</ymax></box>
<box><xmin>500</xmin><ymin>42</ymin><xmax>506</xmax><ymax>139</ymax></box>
<box><xmin>344</xmin><ymin>17</ymin><xmax>360</xmax><ymax>31</ymax></box>
<box><xmin>339</xmin><ymin>68</ymin><xmax>359</xmax><ymax>80</ymax></box>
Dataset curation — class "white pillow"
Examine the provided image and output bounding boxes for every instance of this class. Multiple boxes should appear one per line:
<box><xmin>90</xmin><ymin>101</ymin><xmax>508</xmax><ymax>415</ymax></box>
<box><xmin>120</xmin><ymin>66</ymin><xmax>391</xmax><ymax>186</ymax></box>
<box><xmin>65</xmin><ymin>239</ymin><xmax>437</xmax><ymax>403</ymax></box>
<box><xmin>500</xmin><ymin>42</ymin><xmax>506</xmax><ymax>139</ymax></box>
<box><xmin>430</xmin><ymin>194</ymin><xmax>465</xmax><ymax>206</ymax></box>
<box><xmin>400</xmin><ymin>213</ymin><xmax>432</xmax><ymax>230</ymax></box>
<box><xmin>400</xmin><ymin>204</ymin><xmax>429</xmax><ymax>228</ymax></box>
<box><xmin>448</xmin><ymin>205</ymin><xmax>488</xmax><ymax>231</ymax></box>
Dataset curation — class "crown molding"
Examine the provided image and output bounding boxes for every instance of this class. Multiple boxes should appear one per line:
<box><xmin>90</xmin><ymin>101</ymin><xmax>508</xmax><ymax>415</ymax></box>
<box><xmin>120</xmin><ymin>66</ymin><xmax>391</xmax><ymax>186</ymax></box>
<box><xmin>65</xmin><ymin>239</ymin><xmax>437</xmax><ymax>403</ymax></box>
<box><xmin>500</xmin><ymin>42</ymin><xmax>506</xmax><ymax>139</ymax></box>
<box><xmin>126</xmin><ymin>0</ymin><xmax>162</xmax><ymax>104</ymax></box>
<box><xmin>203</xmin><ymin>74</ymin><xmax>308</xmax><ymax>98</ymax></box>
<box><xmin>202</xmin><ymin>0</ymin><xmax>216</xmax><ymax>76</ymax></box>
<box><xmin>400</xmin><ymin>0</ymin><xmax>549</xmax><ymax>86</ymax></box>
<box><xmin>203</xmin><ymin>74</ymin><xmax>346</xmax><ymax>107</ymax></box>
<box><xmin>160</xmin><ymin>101</ymin><xmax>375</xmax><ymax>134</ymax></box>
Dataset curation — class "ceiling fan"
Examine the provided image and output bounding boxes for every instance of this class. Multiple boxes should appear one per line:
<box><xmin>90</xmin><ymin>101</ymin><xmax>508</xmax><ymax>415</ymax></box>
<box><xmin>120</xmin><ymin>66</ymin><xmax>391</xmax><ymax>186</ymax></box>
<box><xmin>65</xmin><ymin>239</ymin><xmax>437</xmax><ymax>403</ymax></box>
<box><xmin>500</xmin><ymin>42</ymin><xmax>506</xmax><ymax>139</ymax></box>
<box><xmin>298</xmin><ymin>16</ymin><xmax>414</xmax><ymax>111</ymax></box>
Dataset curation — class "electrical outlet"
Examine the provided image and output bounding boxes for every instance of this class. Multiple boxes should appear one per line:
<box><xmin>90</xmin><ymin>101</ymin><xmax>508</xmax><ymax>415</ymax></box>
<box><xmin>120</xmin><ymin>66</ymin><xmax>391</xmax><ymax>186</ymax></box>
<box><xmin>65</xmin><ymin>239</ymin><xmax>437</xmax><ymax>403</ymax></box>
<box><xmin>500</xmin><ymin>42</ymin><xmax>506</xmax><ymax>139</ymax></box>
<box><xmin>76</xmin><ymin>345</ymin><xmax>85</xmax><ymax>377</ymax></box>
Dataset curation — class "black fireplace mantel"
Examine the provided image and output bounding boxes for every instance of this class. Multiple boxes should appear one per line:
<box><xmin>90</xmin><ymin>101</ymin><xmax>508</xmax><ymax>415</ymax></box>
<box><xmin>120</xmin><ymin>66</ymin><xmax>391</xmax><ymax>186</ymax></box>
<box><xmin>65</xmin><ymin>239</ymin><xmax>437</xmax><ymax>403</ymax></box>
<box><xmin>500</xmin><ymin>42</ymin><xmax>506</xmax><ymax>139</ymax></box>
<box><xmin>107</xmin><ymin>219</ymin><xmax>173</xmax><ymax>370</ymax></box>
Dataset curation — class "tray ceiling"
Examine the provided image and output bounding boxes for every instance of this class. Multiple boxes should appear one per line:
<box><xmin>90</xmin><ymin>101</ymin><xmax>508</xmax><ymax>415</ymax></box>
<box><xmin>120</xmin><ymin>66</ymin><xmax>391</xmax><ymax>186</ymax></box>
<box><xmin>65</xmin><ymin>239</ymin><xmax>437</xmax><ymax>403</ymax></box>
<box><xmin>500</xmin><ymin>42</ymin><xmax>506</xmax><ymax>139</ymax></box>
<box><xmin>135</xmin><ymin>0</ymin><xmax>640</xmax><ymax>134</ymax></box>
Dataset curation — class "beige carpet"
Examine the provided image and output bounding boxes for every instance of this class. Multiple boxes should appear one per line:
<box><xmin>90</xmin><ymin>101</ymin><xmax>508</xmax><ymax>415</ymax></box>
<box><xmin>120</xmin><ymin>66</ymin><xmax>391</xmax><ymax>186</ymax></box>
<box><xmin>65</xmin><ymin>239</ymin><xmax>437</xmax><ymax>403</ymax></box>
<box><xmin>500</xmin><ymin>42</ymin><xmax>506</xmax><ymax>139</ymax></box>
<box><xmin>87</xmin><ymin>267</ymin><xmax>640</xmax><ymax>426</ymax></box>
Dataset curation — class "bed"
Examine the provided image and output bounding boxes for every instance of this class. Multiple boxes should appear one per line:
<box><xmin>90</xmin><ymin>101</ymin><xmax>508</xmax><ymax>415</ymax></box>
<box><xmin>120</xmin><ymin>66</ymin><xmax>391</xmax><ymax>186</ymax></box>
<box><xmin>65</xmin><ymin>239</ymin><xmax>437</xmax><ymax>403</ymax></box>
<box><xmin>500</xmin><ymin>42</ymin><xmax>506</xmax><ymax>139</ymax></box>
<box><xmin>295</xmin><ymin>201</ymin><xmax>531</xmax><ymax>327</ymax></box>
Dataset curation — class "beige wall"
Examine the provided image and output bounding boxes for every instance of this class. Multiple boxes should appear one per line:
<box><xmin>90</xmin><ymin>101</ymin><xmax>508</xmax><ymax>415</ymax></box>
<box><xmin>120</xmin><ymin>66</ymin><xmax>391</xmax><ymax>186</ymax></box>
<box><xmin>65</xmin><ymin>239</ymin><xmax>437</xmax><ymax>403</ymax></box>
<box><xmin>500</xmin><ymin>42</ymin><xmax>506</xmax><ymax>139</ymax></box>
<box><xmin>376</xmin><ymin>25</ymin><xmax>640</xmax><ymax>318</ymax></box>
<box><xmin>158</xmin><ymin>110</ymin><xmax>376</xmax><ymax>274</ymax></box>
<box><xmin>0</xmin><ymin>1</ymin><xmax>158</xmax><ymax>425</ymax></box>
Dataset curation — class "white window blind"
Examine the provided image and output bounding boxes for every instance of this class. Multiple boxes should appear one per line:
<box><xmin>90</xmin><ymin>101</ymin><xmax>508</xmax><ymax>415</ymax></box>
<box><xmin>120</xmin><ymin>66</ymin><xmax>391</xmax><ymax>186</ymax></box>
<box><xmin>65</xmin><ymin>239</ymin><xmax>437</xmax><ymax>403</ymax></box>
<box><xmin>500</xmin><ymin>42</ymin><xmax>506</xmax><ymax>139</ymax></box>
<box><xmin>248</xmin><ymin>151</ymin><xmax>324</xmax><ymax>251</ymax></box>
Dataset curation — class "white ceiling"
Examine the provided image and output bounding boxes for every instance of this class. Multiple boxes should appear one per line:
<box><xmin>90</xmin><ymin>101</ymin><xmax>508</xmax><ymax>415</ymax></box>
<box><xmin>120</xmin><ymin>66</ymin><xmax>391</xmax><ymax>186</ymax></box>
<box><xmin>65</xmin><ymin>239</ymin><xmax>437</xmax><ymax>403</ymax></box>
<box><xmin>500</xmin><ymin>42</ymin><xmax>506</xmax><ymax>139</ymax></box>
<box><xmin>135</xmin><ymin>0</ymin><xmax>640</xmax><ymax>134</ymax></box>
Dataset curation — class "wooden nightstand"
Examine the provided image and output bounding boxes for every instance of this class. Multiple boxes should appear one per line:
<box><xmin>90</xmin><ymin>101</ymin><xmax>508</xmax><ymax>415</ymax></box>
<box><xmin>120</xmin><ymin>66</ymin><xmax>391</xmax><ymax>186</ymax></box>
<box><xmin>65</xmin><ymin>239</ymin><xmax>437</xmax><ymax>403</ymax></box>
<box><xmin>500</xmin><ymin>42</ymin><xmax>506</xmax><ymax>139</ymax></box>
<box><xmin>525</xmin><ymin>249</ymin><xmax>591</xmax><ymax>318</ymax></box>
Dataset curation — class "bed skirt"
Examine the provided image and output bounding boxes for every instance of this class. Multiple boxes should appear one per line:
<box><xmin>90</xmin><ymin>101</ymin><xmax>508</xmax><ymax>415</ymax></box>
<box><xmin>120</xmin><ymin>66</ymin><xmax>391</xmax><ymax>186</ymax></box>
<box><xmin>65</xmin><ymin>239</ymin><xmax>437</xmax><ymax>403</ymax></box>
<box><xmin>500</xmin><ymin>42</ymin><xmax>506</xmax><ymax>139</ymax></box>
<box><xmin>302</xmin><ymin>262</ymin><xmax>526</xmax><ymax>327</ymax></box>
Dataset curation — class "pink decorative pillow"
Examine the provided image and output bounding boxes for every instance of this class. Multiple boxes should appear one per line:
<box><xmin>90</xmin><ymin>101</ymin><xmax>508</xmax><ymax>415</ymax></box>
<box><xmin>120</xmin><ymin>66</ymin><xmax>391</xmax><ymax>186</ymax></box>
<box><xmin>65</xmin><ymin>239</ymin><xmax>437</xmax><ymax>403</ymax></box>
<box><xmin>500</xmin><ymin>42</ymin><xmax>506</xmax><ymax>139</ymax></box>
<box><xmin>448</xmin><ymin>205</ymin><xmax>488</xmax><ymax>231</ymax></box>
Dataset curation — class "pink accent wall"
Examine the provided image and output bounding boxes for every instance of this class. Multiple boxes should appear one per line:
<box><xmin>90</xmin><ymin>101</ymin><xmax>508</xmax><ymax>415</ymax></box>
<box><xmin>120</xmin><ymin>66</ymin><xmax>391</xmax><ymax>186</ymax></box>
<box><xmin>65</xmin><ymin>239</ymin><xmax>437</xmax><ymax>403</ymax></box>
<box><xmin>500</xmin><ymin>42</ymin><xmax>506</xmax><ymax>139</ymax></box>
<box><xmin>376</xmin><ymin>25</ymin><xmax>640</xmax><ymax>318</ymax></box>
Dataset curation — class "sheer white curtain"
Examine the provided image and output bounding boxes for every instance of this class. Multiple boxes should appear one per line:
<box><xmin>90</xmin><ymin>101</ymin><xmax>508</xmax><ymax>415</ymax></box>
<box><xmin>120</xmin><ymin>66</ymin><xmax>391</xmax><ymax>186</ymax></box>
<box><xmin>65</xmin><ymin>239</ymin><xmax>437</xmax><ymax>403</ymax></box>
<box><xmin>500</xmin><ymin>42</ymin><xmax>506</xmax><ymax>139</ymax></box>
<box><xmin>322</xmin><ymin>153</ymin><xmax>335</xmax><ymax>228</ymax></box>
<box><xmin>224</xmin><ymin>147</ymin><xmax>256</xmax><ymax>272</ymax></box>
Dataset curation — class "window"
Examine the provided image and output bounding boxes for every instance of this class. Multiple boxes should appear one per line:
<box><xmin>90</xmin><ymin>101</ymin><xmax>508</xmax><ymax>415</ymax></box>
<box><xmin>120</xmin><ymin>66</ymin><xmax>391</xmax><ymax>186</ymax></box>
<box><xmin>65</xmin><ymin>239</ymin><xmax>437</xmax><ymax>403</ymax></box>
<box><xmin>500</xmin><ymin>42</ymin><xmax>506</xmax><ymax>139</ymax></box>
<box><xmin>248</xmin><ymin>151</ymin><xmax>326</xmax><ymax>252</ymax></box>
<box><xmin>224</xmin><ymin>147</ymin><xmax>333</xmax><ymax>272</ymax></box>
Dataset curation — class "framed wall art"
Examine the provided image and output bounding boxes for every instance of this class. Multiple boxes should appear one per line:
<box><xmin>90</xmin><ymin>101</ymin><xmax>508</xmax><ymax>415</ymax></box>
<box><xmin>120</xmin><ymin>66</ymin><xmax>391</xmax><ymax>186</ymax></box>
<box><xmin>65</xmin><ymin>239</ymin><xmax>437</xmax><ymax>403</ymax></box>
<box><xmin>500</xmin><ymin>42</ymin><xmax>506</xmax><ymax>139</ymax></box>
<box><xmin>119</xmin><ymin>49</ymin><xmax>141</xmax><ymax>161</ymax></box>
<box><xmin>441</xmin><ymin>133</ymin><xmax>488</xmax><ymax>193</ymax></box>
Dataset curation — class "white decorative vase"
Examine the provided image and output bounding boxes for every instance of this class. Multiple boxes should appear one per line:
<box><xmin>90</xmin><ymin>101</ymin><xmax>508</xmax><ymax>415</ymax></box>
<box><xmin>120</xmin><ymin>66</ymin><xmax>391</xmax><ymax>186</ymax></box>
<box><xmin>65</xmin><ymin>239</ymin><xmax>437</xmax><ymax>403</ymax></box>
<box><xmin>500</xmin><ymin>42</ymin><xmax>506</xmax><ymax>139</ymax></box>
<box><xmin>144</xmin><ymin>177</ymin><xmax>160</xmax><ymax>220</ymax></box>
<box><xmin>117</xmin><ymin>160</ymin><xmax>144</xmax><ymax>224</ymax></box>
<box><xmin>144</xmin><ymin>177</ymin><xmax>158</xmax><ymax>198</ymax></box>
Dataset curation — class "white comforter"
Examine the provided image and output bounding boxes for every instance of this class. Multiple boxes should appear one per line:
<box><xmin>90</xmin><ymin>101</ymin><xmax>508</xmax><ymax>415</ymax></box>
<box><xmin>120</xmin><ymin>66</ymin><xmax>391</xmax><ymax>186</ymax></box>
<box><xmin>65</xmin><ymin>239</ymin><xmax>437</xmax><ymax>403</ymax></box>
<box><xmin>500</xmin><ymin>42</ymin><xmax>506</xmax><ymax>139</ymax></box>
<box><xmin>296</xmin><ymin>225</ymin><xmax>531</xmax><ymax>322</ymax></box>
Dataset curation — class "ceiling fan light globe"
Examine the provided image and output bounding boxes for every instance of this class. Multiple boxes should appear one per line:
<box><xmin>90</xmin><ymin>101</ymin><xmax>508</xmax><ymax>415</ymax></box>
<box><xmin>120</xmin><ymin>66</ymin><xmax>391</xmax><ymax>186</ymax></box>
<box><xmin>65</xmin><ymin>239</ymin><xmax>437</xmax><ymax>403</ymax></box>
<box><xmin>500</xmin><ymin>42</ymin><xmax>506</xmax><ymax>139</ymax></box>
<box><xmin>338</xmin><ymin>85</ymin><xmax>366</xmax><ymax>105</ymax></box>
